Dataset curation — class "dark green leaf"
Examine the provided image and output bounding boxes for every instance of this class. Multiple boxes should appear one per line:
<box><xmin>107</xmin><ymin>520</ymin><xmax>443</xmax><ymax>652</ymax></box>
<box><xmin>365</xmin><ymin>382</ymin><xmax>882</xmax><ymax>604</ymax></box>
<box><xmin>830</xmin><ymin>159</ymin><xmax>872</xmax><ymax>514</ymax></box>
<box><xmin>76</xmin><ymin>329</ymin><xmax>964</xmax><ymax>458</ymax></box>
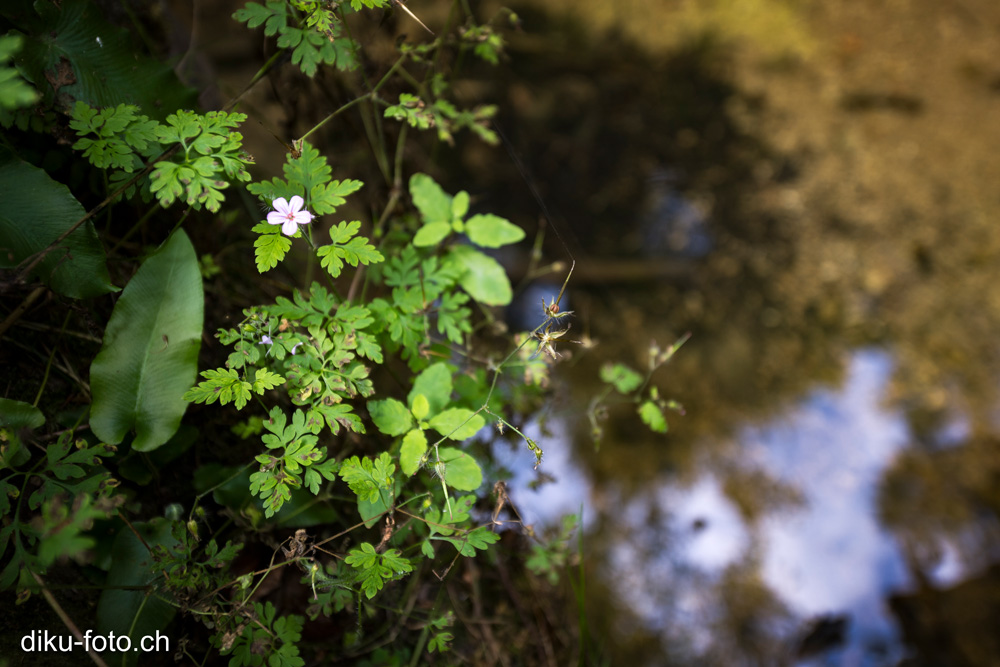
<box><xmin>0</xmin><ymin>146</ymin><xmax>114</xmax><ymax>299</ymax></box>
<box><xmin>90</xmin><ymin>230</ymin><xmax>203</xmax><ymax>452</ymax></box>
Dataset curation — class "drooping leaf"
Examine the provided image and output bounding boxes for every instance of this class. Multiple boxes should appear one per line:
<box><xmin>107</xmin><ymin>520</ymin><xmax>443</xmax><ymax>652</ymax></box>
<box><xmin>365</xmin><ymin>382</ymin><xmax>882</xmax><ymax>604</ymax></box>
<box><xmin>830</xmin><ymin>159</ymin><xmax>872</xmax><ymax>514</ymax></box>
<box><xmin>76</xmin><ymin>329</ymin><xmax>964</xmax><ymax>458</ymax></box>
<box><xmin>0</xmin><ymin>146</ymin><xmax>114</xmax><ymax>299</ymax></box>
<box><xmin>90</xmin><ymin>230</ymin><xmax>203</xmax><ymax>452</ymax></box>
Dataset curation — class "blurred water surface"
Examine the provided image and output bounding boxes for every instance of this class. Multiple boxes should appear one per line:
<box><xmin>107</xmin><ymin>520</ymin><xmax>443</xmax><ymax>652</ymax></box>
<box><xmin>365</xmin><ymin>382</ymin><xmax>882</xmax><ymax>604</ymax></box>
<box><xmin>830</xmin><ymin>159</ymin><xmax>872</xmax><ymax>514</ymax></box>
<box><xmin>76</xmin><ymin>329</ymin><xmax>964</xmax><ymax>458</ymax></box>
<box><xmin>483</xmin><ymin>0</ymin><xmax>1000</xmax><ymax>664</ymax></box>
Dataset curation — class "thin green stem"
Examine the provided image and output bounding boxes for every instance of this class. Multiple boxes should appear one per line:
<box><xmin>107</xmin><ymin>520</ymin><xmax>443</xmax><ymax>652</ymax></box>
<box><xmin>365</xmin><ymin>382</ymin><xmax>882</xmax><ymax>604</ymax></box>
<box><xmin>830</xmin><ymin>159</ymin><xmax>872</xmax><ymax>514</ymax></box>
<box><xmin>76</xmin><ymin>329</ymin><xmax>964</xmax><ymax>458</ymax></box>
<box><xmin>32</xmin><ymin>311</ymin><xmax>70</xmax><ymax>408</ymax></box>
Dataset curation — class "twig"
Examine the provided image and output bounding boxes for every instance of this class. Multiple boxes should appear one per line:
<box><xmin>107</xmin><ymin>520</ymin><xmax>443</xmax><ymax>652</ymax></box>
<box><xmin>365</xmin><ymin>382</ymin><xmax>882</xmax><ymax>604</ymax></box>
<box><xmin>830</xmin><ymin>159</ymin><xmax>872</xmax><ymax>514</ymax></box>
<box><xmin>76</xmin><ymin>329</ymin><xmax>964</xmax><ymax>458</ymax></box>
<box><xmin>31</xmin><ymin>571</ymin><xmax>112</xmax><ymax>667</ymax></box>
<box><xmin>0</xmin><ymin>285</ymin><xmax>46</xmax><ymax>341</ymax></box>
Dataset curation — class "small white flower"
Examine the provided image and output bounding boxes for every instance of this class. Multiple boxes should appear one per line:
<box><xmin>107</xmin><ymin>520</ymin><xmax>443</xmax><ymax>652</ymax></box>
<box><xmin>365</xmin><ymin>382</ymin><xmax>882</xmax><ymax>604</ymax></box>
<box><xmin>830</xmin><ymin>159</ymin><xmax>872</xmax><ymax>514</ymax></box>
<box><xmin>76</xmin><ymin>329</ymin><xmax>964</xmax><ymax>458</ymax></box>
<box><xmin>260</xmin><ymin>324</ymin><xmax>275</xmax><ymax>356</ymax></box>
<box><xmin>267</xmin><ymin>195</ymin><xmax>314</xmax><ymax>236</ymax></box>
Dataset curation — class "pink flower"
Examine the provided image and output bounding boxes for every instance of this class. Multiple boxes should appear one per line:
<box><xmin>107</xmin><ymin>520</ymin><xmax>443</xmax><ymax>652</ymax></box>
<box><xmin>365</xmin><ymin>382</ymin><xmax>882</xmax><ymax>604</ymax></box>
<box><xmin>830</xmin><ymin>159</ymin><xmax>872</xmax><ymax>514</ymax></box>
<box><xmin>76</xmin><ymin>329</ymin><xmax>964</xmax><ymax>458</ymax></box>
<box><xmin>267</xmin><ymin>195</ymin><xmax>314</xmax><ymax>236</ymax></box>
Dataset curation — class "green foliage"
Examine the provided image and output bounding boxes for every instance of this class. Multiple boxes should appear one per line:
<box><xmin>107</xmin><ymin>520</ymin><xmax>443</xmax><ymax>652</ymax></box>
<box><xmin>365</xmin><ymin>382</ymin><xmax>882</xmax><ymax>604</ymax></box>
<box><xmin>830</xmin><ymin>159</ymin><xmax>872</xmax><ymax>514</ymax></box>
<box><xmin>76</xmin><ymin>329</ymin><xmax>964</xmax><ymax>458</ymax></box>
<box><xmin>184</xmin><ymin>367</ymin><xmax>285</xmax><ymax>410</ymax></box>
<box><xmin>69</xmin><ymin>101</ymin><xmax>157</xmax><ymax>171</ymax></box>
<box><xmin>407</xmin><ymin>173</ymin><xmax>522</xmax><ymax>305</ymax></box>
<box><xmin>0</xmin><ymin>146</ymin><xmax>115</xmax><ymax>299</ymax></box>
<box><xmin>426</xmin><ymin>612</ymin><xmax>455</xmax><ymax>653</ymax></box>
<box><xmin>220</xmin><ymin>601</ymin><xmax>305</xmax><ymax>667</ymax></box>
<box><xmin>0</xmin><ymin>34</ymin><xmax>39</xmax><ymax>111</ymax></box>
<box><xmin>150</xmin><ymin>110</ymin><xmax>254</xmax><ymax>211</ymax></box>
<box><xmin>249</xmin><ymin>407</ymin><xmax>339</xmax><ymax>517</ymax></box>
<box><xmin>0</xmin><ymin>1</ymin><xmax>687</xmax><ymax>663</ymax></box>
<box><xmin>344</xmin><ymin>542</ymin><xmax>413</xmax><ymax>599</ymax></box>
<box><xmin>600</xmin><ymin>362</ymin><xmax>643</xmax><ymax>394</ymax></box>
<box><xmin>525</xmin><ymin>514</ymin><xmax>579</xmax><ymax>585</ymax></box>
<box><xmin>233</xmin><ymin>0</ymin><xmax>360</xmax><ymax>77</ymax></box>
<box><xmin>339</xmin><ymin>453</ymin><xmax>394</xmax><ymax>504</ymax></box>
<box><xmin>639</xmin><ymin>399</ymin><xmax>668</xmax><ymax>433</ymax></box>
<box><xmin>97</xmin><ymin>519</ymin><xmax>181</xmax><ymax>664</ymax></box>
<box><xmin>317</xmin><ymin>220</ymin><xmax>385</xmax><ymax>278</ymax></box>
<box><xmin>460</xmin><ymin>23</ymin><xmax>506</xmax><ymax>65</ymax></box>
<box><xmin>90</xmin><ymin>230</ymin><xmax>203</xmax><ymax>452</ymax></box>
<box><xmin>385</xmin><ymin>93</ymin><xmax>499</xmax><ymax>145</ymax></box>
<box><xmin>589</xmin><ymin>334</ymin><xmax>689</xmax><ymax>446</ymax></box>
<box><xmin>68</xmin><ymin>102</ymin><xmax>253</xmax><ymax>211</ymax></box>
<box><xmin>248</xmin><ymin>142</ymin><xmax>369</xmax><ymax>271</ymax></box>
<box><xmin>0</xmin><ymin>399</ymin><xmax>45</xmax><ymax>430</ymax></box>
<box><xmin>6</xmin><ymin>0</ymin><xmax>197</xmax><ymax>120</ymax></box>
<box><xmin>0</xmin><ymin>430</ymin><xmax>117</xmax><ymax>590</ymax></box>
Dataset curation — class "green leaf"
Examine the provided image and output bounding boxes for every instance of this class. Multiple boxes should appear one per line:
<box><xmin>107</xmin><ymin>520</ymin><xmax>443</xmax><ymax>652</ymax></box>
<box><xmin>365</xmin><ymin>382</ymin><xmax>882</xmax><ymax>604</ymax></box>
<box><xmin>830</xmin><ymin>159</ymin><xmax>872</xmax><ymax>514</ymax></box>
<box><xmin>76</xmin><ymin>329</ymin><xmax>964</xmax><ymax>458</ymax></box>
<box><xmin>317</xmin><ymin>220</ymin><xmax>383</xmax><ymax>279</ymax></box>
<box><xmin>399</xmin><ymin>429</ymin><xmax>427</xmax><ymax>476</ymax></box>
<box><xmin>409</xmin><ymin>173</ymin><xmax>452</xmax><ymax>225</ymax></box>
<box><xmin>436</xmin><ymin>526</ymin><xmax>499</xmax><ymax>557</ymax></box>
<box><xmin>413</xmin><ymin>221</ymin><xmax>451</xmax><ymax>247</ymax></box>
<box><xmin>367</xmin><ymin>398</ymin><xmax>413</xmax><ymax>436</ymax></box>
<box><xmin>233</xmin><ymin>1</ymin><xmax>287</xmax><ymax>35</ymax></box>
<box><xmin>447</xmin><ymin>245</ymin><xmax>513</xmax><ymax>306</ymax></box>
<box><xmin>90</xmin><ymin>230</ymin><xmax>203</xmax><ymax>452</ymax></box>
<box><xmin>410</xmin><ymin>394</ymin><xmax>430</xmax><ymax>421</ymax></box>
<box><xmin>97</xmin><ymin>519</ymin><xmax>179</xmax><ymax>666</ymax></box>
<box><xmin>451</xmin><ymin>191</ymin><xmax>470</xmax><ymax>220</ymax></box>
<box><xmin>465</xmin><ymin>214</ymin><xmax>525</xmax><ymax>248</ymax></box>
<box><xmin>0</xmin><ymin>35</ymin><xmax>39</xmax><ymax>111</ymax></box>
<box><xmin>638</xmin><ymin>401</ymin><xmax>668</xmax><ymax>433</ymax></box>
<box><xmin>407</xmin><ymin>362</ymin><xmax>452</xmax><ymax>417</ymax></box>
<box><xmin>183</xmin><ymin>368</ymin><xmax>252</xmax><ymax>409</ymax></box>
<box><xmin>437</xmin><ymin>292</ymin><xmax>471</xmax><ymax>344</ymax></box>
<box><xmin>13</xmin><ymin>0</ymin><xmax>196</xmax><ymax>121</ymax></box>
<box><xmin>0</xmin><ymin>399</ymin><xmax>45</xmax><ymax>430</ymax></box>
<box><xmin>252</xmin><ymin>222</ymin><xmax>293</xmax><ymax>272</ymax></box>
<box><xmin>600</xmin><ymin>363</ymin><xmax>643</xmax><ymax>394</ymax></box>
<box><xmin>0</xmin><ymin>146</ymin><xmax>115</xmax><ymax>299</ymax></box>
<box><xmin>429</xmin><ymin>408</ymin><xmax>484</xmax><ymax>441</ymax></box>
<box><xmin>439</xmin><ymin>447</ymin><xmax>483</xmax><ymax>491</ymax></box>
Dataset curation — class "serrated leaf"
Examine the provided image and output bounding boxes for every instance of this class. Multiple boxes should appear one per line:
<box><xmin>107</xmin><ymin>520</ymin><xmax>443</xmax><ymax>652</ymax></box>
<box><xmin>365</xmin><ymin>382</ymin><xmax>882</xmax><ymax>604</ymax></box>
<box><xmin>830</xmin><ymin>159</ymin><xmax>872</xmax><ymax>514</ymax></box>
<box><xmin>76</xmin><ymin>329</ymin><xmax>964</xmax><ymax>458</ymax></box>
<box><xmin>253</xmin><ymin>223</ymin><xmax>293</xmax><ymax>272</ymax></box>
<box><xmin>251</xmin><ymin>369</ymin><xmax>285</xmax><ymax>393</ymax></box>
<box><xmin>429</xmin><ymin>408</ymin><xmax>484</xmax><ymax>441</ymax></box>
<box><xmin>439</xmin><ymin>447</ymin><xmax>482</xmax><ymax>491</ymax></box>
<box><xmin>367</xmin><ymin>398</ymin><xmax>413</xmax><ymax>436</ymax></box>
<box><xmin>465</xmin><ymin>214</ymin><xmax>525</xmax><ymax>248</ymax></box>
<box><xmin>399</xmin><ymin>429</ymin><xmax>427</xmax><ymax>476</ymax></box>
<box><xmin>90</xmin><ymin>231</ymin><xmax>202</xmax><ymax>452</ymax></box>
<box><xmin>317</xmin><ymin>221</ymin><xmax>383</xmax><ymax>278</ymax></box>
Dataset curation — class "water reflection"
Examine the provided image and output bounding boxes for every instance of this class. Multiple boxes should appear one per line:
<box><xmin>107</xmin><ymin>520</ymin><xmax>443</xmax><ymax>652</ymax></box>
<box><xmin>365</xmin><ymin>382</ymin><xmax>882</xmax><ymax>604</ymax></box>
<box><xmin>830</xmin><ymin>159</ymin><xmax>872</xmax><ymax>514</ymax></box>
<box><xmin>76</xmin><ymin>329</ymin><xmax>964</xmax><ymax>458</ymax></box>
<box><xmin>463</xmin><ymin>0</ymin><xmax>1000</xmax><ymax>662</ymax></box>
